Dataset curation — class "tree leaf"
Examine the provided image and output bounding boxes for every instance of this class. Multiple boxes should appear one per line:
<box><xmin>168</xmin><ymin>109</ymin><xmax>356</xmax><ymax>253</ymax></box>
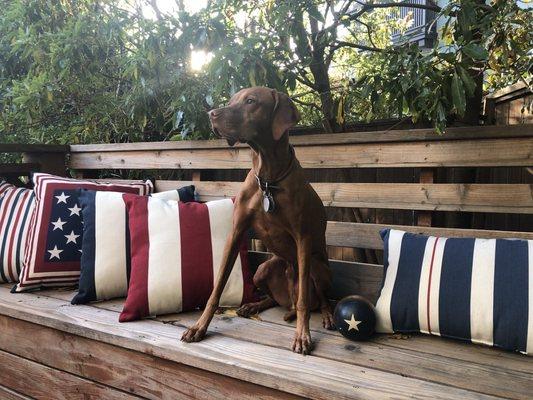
<box><xmin>451</xmin><ymin>72</ymin><xmax>466</xmax><ymax>116</ymax></box>
<box><xmin>462</xmin><ymin>44</ymin><xmax>489</xmax><ymax>61</ymax></box>
<box><xmin>457</xmin><ymin>66</ymin><xmax>476</xmax><ymax>97</ymax></box>
<box><xmin>306</xmin><ymin>5</ymin><xmax>324</xmax><ymax>23</ymax></box>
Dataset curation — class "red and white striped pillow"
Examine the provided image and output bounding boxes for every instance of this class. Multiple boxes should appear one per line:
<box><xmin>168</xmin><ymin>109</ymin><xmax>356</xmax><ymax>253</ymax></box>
<box><xmin>0</xmin><ymin>182</ymin><xmax>35</xmax><ymax>282</ymax></box>
<box><xmin>119</xmin><ymin>194</ymin><xmax>256</xmax><ymax>322</ymax></box>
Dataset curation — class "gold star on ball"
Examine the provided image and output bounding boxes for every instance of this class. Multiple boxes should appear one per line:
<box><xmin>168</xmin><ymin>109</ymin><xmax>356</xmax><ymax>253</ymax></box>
<box><xmin>344</xmin><ymin>314</ymin><xmax>362</xmax><ymax>332</ymax></box>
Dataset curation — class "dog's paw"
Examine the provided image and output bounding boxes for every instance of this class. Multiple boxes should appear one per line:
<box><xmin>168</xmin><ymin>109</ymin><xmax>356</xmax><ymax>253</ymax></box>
<box><xmin>283</xmin><ymin>309</ymin><xmax>297</xmax><ymax>322</ymax></box>
<box><xmin>292</xmin><ymin>330</ymin><xmax>313</xmax><ymax>355</ymax></box>
<box><xmin>181</xmin><ymin>325</ymin><xmax>206</xmax><ymax>343</ymax></box>
<box><xmin>236</xmin><ymin>302</ymin><xmax>260</xmax><ymax>318</ymax></box>
<box><xmin>322</xmin><ymin>311</ymin><xmax>335</xmax><ymax>330</ymax></box>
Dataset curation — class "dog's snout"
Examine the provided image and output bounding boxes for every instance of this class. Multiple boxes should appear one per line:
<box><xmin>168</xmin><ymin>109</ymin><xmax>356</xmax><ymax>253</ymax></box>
<box><xmin>209</xmin><ymin>108</ymin><xmax>223</xmax><ymax>118</ymax></box>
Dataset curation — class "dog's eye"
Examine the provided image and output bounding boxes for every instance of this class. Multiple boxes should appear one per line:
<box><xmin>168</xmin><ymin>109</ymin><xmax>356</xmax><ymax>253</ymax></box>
<box><xmin>246</xmin><ymin>98</ymin><xmax>255</xmax><ymax>104</ymax></box>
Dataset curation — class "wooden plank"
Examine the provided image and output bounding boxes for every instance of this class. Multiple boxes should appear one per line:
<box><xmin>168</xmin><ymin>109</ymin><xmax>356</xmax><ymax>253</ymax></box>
<box><xmin>0</xmin><ymin>163</ymin><xmax>40</xmax><ymax>175</ymax></box>
<box><xmin>0</xmin><ymin>287</ymin><xmax>500</xmax><ymax>400</ymax></box>
<box><xmin>69</xmin><ymin>125</ymin><xmax>533</xmax><ymax>153</ymax></box>
<box><xmin>44</xmin><ymin>289</ymin><xmax>533</xmax><ymax>376</ymax></box>
<box><xmin>0</xmin><ymin>349</ymin><xmax>136</xmax><ymax>400</ymax></box>
<box><xmin>68</xmin><ymin>137</ymin><xmax>533</xmax><ymax>170</ymax></box>
<box><xmin>325</xmin><ymin>221</ymin><xmax>533</xmax><ymax>250</ymax></box>
<box><xmin>38</xmin><ymin>290</ymin><xmax>532</xmax><ymax>400</ymax></box>
<box><xmin>0</xmin><ymin>144</ymin><xmax>68</xmax><ymax>153</ymax></box>
<box><xmin>156</xmin><ymin>180</ymin><xmax>533</xmax><ymax>214</ymax></box>
<box><xmin>0</xmin><ymin>386</ymin><xmax>32</xmax><ymax>400</ymax></box>
<box><xmin>0</xmin><ymin>315</ymin><xmax>301</xmax><ymax>400</ymax></box>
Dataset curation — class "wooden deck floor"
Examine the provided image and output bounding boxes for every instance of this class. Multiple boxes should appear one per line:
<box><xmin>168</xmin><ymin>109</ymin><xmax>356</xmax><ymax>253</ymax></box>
<box><xmin>0</xmin><ymin>284</ymin><xmax>530</xmax><ymax>399</ymax></box>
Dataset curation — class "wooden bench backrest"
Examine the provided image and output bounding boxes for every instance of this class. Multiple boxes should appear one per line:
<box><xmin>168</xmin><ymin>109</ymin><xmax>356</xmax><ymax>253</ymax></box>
<box><xmin>2</xmin><ymin>125</ymin><xmax>532</xmax><ymax>301</ymax></box>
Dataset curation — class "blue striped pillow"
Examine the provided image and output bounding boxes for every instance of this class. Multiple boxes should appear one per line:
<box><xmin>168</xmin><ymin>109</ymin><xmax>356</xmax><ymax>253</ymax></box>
<box><xmin>0</xmin><ymin>182</ymin><xmax>35</xmax><ymax>283</ymax></box>
<box><xmin>71</xmin><ymin>186</ymin><xmax>196</xmax><ymax>304</ymax></box>
<box><xmin>376</xmin><ymin>229</ymin><xmax>532</xmax><ymax>355</ymax></box>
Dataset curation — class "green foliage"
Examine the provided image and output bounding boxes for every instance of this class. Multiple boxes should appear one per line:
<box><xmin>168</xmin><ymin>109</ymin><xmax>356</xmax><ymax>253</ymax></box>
<box><xmin>0</xmin><ymin>0</ymin><xmax>216</xmax><ymax>144</ymax></box>
<box><xmin>0</xmin><ymin>0</ymin><xmax>531</xmax><ymax>144</ymax></box>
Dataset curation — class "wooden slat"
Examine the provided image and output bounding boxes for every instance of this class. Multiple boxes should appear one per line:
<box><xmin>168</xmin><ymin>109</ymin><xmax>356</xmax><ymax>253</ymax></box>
<box><xmin>0</xmin><ymin>163</ymin><xmax>40</xmax><ymax>174</ymax></box>
<box><xmin>0</xmin><ymin>144</ymin><xmax>68</xmax><ymax>153</ymax></box>
<box><xmin>0</xmin><ymin>314</ymin><xmax>300</xmax><ymax>400</ymax></box>
<box><xmin>69</xmin><ymin>125</ymin><xmax>533</xmax><ymax>152</ymax></box>
<box><xmin>0</xmin><ymin>349</ymin><xmax>136</xmax><ymax>400</ymax></box>
<box><xmin>0</xmin><ymin>386</ymin><xmax>31</xmax><ymax>400</ymax></box>
<box><xmin>68</xmin><ymin>137</ymin><xmax>533</xmax><ymax>170</ymax></box>
<box><xmin>39</xmin><ymin>289</ymin><xmax>533</xmax><ymax>400</ymax></box>
<box><xmin>0</xmin><ymin>287</ymin><xmax>500</xmax><ymax>400</ymax></box>
<box><xmin>157</xmin><ymin>180</ymin><xmax>533</xmax><ymax>214</ymax></box>
<box><xmin>325</xmin><ymin>221</ymin><xmax>533</xmax><ymax>250</ymax></box>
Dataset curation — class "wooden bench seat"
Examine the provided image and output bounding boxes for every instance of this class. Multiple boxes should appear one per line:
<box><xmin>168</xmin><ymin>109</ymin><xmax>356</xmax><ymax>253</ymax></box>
<box><xmin>1</xmin><ymin>284</ymin><xmax>531</xmax><ymax>399</ymax></box>
<box><xmin>0</xmin><ymin>125</ymin><xmax>532</xmax><ymax>398</ymax></box>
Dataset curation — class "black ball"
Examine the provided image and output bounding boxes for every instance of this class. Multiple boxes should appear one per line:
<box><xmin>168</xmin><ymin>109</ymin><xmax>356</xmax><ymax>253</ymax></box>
<box><xmin>334</xmin><ymin>295</ymin><xmax>376</xmax><ymax>341</ymax></box>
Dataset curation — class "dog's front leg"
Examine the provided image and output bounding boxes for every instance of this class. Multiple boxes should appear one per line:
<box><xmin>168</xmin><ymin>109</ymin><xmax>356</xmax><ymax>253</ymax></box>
<box><xmin>292</xmin><ymin>236</ymin><xmax>313</xmax><ymax>355</ymax></box>
<box><xmin>181</xmin><ymin>213</ymin><xmax>250</xmax><ymax>343</ymax></box>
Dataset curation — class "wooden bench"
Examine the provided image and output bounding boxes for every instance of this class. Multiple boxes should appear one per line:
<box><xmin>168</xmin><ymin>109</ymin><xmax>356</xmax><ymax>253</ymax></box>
<box><xmin>0</xmin><ymin>125</ymin><xmax>532</xmax><ymax>399</ymax></box>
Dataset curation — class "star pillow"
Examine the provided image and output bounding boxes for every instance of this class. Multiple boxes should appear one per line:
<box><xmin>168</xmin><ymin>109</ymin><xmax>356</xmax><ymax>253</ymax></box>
<box><xmin>71</xmin><ymin>185</ymin><xmax>196</xmax><ymax>304</ymax></box>
<box><xmin>12</xmin><ymin>173</ymin><xmax>152</xmax><ymax>292</ymax></box>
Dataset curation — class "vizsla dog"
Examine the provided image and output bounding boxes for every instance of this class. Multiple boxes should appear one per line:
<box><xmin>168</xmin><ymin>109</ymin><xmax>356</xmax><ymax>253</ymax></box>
<box><xmin>181</xmin><ymin>86</ymin><xmax>334</xmax><ymax>354</ymax></box>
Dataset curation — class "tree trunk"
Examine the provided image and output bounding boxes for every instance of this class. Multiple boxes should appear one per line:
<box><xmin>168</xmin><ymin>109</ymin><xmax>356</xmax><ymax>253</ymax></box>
<box><xmin>308</xmin><ymin>16</ymin><xmax>341</xmax><ymax>133</ymax></box>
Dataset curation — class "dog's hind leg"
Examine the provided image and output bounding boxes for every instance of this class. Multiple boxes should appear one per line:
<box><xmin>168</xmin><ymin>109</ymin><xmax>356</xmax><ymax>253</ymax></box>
<box><xmin>237</xmin><ymin>256</ymin><xmax>290</xmax><ymax>318</ymax></box>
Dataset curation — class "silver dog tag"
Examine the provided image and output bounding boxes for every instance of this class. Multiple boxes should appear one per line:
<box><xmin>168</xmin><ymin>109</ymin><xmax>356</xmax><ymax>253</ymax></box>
<box><xmin>263</xmin><ymin>192</ymin><xmax>275</xmax><ymax>213</ymax></box>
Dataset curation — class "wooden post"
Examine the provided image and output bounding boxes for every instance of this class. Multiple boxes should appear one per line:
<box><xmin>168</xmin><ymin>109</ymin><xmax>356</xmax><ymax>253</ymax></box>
<box><xmin>417</xmin><ymin>168</ymin><xmax>434</xmax><ymax>227</ymax></box>
<box><xmin>191</xmin><ymin>171</ymin><xmax>201</xmax><ymax>182</ymax></box>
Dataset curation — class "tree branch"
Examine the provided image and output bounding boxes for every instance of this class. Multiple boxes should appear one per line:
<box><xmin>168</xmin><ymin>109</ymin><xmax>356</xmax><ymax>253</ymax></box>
<box><xmin>330</xmin><ymin>40</ymin><xmax>385</xmax><ymax>53</ymax></box>
<box><xmin>291</xmin><ymin>97</ymin><xmax>321</xmax><ymax>111</ymax></box>
<box><xmin>354</xmin><ymin>1</ymin><xmax>441</xmax><ymax>14</ymax></box>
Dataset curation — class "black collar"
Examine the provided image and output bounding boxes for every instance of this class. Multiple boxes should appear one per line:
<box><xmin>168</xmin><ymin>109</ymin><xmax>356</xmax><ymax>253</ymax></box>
<box><xmin>255</xmin><ymin>145</ymin><xmax>295</xmax><ymax>192</ymax></box>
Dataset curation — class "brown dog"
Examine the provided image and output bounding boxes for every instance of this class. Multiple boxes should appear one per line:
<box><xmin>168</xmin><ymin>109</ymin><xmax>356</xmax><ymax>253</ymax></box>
<box><xmin>181</xmin><ymin>87</ymin><xmax>334</xmax><ymax>354</ymax></box>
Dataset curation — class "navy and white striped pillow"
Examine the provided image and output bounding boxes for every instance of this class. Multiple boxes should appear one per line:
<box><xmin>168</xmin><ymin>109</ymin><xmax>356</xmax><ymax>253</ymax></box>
<box><xmin>376</xmin><ymin>229</ymin><xmax>532</xmax><ymax>355</ymax></box>
<box><xmin>0</xmin><ymin>182</ymin><xmax>35</xmax><ymax>282</ymax></box>
<box><xmin>71</xmin><ymin>186</ymin><xmax>196</xmax><ymax>304</ymax></box>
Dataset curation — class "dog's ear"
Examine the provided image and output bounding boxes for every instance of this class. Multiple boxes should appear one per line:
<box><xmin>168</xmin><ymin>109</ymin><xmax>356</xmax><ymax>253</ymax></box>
<box><xmin>271</xmin><ymin>90</ymin><xmax>301</xmax><ymax>141</ymax></box>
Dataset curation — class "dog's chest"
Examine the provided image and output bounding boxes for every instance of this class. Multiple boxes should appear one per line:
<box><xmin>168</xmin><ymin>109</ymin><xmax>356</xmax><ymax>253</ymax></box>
<box><xmin>251</xmin><ymin>212</ymin><xmax>296</xmax><ymax>261</ymax></box>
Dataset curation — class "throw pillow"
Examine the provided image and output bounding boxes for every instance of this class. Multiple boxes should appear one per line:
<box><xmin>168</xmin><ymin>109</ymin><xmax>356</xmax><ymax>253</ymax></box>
<box><xmin>13</xmin><ymin>173</ymin><xmax>152</xmax><ymax>292</ymax></box>
<box><xmin>376</xmin><ymin>228</ymin><xmax>532</xmax><ymax>355</ymax></box>
<box><xmin>119</xmin><ymin>195</ymin><xmax>256</xmax><ymax>322</ymax></box>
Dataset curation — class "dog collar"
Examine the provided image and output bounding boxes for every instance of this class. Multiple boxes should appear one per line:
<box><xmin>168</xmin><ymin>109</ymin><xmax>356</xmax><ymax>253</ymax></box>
<box><xmin>255</xmin><ymin>146</ymin><xmax>296</xmax><ymax>213</ymax></box>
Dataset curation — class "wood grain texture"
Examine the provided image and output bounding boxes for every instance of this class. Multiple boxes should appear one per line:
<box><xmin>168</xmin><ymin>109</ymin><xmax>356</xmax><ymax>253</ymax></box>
<box><xmin>38</xmin><ymin>289</ymin><xmax>533</xmax><ymax>400</ymax></box>
<box><xmin>0</xmin><ymin>385</ymin><xmax>32</xmax><ymax>400</ymax></box>
<box><xmin>0</xmin><ymin>349</ymin><xmax>136</xmax><ymax>400</ymax></box>
<box><xmin>0</xmin><ymin>287</ymin><xmax>501</xmax><ymax>400</ymax></box>
<box><xmin>68</xmin><ymin>125</ymin><xmax>533</xmax><ymax>153</ymax></box>
<box><xmin>68</xmin><ymin>137</ymin><xmax>533</xmax><ymax>170</ymax></box>
<box><xmin>156</xmin><ymin>180</ymin><xmax>533</xmax><ymax>214</ymax></box>
<box><xmin>0</xmin><ymin>315</ymin><xmax>301</xmax><ymax>400</ymax></box>
<box><xmin>325</xmin><ymin>221</ymin><xmax>533</xmax><ymax>250</ymax></box>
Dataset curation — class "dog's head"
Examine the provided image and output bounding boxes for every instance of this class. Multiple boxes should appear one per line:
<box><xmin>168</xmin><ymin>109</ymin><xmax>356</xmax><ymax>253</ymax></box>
<box><xmin>208</xmin><ymin>87</ymin><xmax>301</xmax><ymax>147</ymax></box>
